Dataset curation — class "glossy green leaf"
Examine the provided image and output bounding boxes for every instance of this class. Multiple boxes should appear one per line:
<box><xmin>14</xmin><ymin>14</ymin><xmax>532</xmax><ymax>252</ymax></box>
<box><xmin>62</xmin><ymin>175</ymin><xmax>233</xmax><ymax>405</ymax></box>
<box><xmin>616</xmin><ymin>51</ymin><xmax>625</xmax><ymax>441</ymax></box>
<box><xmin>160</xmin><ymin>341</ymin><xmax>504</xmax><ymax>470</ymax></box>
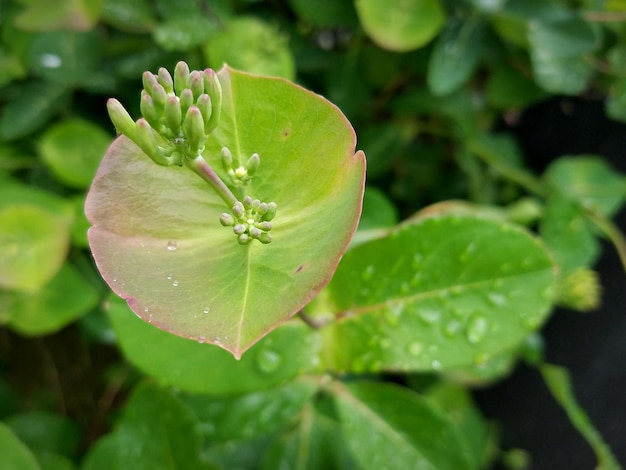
<box><xmin>0</xmin><ymin>422</ymin><xmax>40</xmax><ymax>470</ymax></box>
<box><xmin>180</xmin><ymin>379</ymin><xmax>318</xmax><ymax>442</ymax></box>
<box><xmin>320</xmin><ymin>215</ymin><xmax>556</xmax><ymax>373</ymax></box>
<box><xmin>0</xmin><ymin>81</ymin><xmax>68</xmax><ymax>141</ymax></box>
<box><xmin>544</xmin><ymin>156</ymin><xmax>626</xmax><ymax>216</ymax></box>
<box><xmin>5</xmin><ymin>412</ymin><xmax>80</xmax><ymax>458</ymax></box>
<box><xmin>427</xmin><ymin>17</ymin><xmax>485</xmax><ymax>96</ymax></box>
<box><xmin>485</xmin><ymin>61</ymin><xmax>547</xmax><ymax>110</ymax></box>
<box><xmin>355</xmin><ymin>0</ymin><xmax>445</xmax><ymax>52</ymax></box>
<box><xmin>39</xmin><ymin>118</ymin><xmax>111</xmax><ymax>189</ymax></box>
<box><xmin>27</xmin><ymin>30</ymin><xmax>101</xmax><ymax>86</ymax></box>
<box><xmin>154</xmin><ymin>16</ymin><xmax>218</xmax><ymax>51</ymax></box>
<box><xmin>13</xmin><ymin>0</ymin><xmax>103</xmax><ymax>31</ymax></box>
<box><xmin>204</xmin><ymin>18</ymin><xmax>295</xmax><ymax>80</ymax></box>
<box><xmin>333</xmin><ymin>381</ymin><xmax>475</xmax><ymax>470</ymax></box>
<box><xmin>5</xmin><ymin>263</ymin><xmax>100</xmax><ymax>336</ymax></box>
<box><xmin>530</xmin><ymin>53</ymin><xmax>594</xmax><ymax>95</ymax></box>
<box><xmin>540</xmin><ymin>364</ymin><xmax>621</xmax><ymax>470</ymax></box>
<box><xmin>0</xmin><ymin>205</ymin><xmax>70</xmax><ymax>292</ymax></box>
<box><xmin>82</xmin><ymin>382</ymin><xmax>209</xmax><ymax>470</ymax></box>
<box><xmin>540</xmin><ymin>195</ymin><xmax>599</xmax><ymax>273</ymax></box>
<box><xmin>107</xmin><ymin>295</ymin><xmax>321</xmax><ymax>395</ymax></box>
<box><xmin>86</xmin><ymin>66</ymin><xmax>365</xmax><ymax>357</ymax></box>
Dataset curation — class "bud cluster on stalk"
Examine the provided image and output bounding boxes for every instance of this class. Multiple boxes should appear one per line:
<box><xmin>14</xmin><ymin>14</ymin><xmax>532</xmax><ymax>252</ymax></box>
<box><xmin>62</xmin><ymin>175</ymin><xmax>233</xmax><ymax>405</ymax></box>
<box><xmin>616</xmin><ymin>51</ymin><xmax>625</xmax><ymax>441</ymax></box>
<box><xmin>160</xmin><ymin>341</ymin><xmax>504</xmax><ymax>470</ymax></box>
<box><xmin>106</xmin><ymin>61</ymin><xmax>222</xmax><ymax>167</ymax></box>
<box><xmin>220</xmin><ymin>196</ymin><xmax>277</xmax><ymax>244</ymax></box>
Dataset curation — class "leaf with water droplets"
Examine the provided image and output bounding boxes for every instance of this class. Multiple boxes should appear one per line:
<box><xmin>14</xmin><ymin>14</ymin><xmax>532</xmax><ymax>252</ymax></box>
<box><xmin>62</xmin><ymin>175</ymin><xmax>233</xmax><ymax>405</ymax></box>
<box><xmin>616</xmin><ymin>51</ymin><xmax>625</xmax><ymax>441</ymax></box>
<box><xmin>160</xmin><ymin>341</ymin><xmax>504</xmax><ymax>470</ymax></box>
<box><xmin>319</xmin><ymin>215</ymin><xmax>556</xmax><ymax>373</ymax></box>
<box><xmin>86</xmin><ymin>66</ymin><xmax>365</xmax><ymax>358</ymax></box>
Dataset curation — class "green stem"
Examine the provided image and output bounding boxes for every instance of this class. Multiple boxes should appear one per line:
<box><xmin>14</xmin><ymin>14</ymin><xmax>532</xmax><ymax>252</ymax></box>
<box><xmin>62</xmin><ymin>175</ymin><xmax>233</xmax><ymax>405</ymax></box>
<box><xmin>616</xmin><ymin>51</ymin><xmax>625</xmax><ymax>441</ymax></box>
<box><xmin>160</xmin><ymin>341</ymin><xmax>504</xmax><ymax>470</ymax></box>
<box><xmin>185</xmin><ymin>156</ymin><xmax>239</xmax><ymax>207</ymax></box>
<box><xmin>585</xmin><ymin>209</ymin><xmax>626</xmax><ymax>272</ymax></box>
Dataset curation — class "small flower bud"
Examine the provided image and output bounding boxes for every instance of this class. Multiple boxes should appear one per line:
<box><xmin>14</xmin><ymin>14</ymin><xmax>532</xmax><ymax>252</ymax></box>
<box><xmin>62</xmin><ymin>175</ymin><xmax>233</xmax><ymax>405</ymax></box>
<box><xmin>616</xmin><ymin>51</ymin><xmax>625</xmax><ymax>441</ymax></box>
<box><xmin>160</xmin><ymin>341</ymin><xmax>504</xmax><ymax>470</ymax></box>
<box><xmin>233</xmin><ymin>224</ymin><xmax>246</xmax><ymax>235</ymax></box>
<box><xmin>257</xmin><ymin>221</ymin><xmax>272</xmax><ymax>231</ymax></box>
<box><xmin>246</xmin><ymin>153</ymin><xmax>260</xmax><ymax>176</ymax></box>
<box><xmin>179</xmin><ymin>88</ymin><xmax>194</xmax><ymax>117</ymax></box>
<box><xmin>221</xmin><ymin>147</ymin><xmax>233</xmax><ymax>172</ymax></box>
<box><xmin>107</xmin><ymin>98</ymin><xmax>136</xmax><ymax>140</ymax></box>
<box><xmin>243</xmin><ymin>195</ymin><xmax>253</xmax><ymax>210</ymax></box>
<box><xmin>257</xmin><ymin>202</ymin><xmax>268</xmax><ymax>215</ymax></box>
<box><xmin>238</xmin><ymin>233</ymin><xmax>250</xmax><ymax>244</ymax></box>
<box><xmin>140</xmin><ymin>93</ymin><xmax>161</xmax><ymax>130</ymax></box>
<box><xmin>220</xmin><ymin>213</ymin><xmax>235</xmax><ymax>226</ymax></box>
<box><xmin>183</xmin><ymin>106</ymin><xmax>205</xmax><ymax>154</ymax></box>
<box><xmin>251</xmin><ymin>199</ymin><xmax>260</xmax><ymax>210</ymax></box>
<box><xmin>196</xmin><ymin>94</ymin><xmax>212</xmax><ymax>132</ymax></box>
<box><xmin>164</xmin><ymin>96</ymin><xmax>182</xmax><ymax>136</ymax></box>
<box><xmin>203</xmin><ymin>68</ymin><xmax>222</xmax><ymax>133</ymax></box>
<box><xmin>188</xmin><ymin>70</ymin><xmax>204</xmax><ymax>101</ymax></box>
<box><xmin>262</xmin><ymin>202</ymin><xmax>277</xmax><ymax>221</ymax></box>
<box><xmin>136</xmin><ymin>119</ymin><xmax>169</xmax><ymax>166</ymax></box>
<box><xmin>157</xmin><ymin>67</ymin><xmax>174</xmax><ymax>94</ymax></box>
<box><xmin>259</xmin><ymin>232</ymin><xmax>272</xmax><ymax>244</ymax></box>
<box><xmin>232</xmin><ymin>201</ymin><xmax>245</xmax><ymax>218</ymax></box>
<box><xmin>174</xmin><ymin>61</ymin><xmax>190</xmax><ymax>96</ymax></box>
<box><xmin>150</xmin><ymin>83</ymin><xmax>167</xmax><ymax>108</ymax></box>
<box><xmin>142</xmin><ymin>72</ymin><xmax>159</xmax><ymax>95</ymax></box>
<box><xmin>249</xmin><ymin>227</ymin><xmax>262</xmax><ymax>238</ymax></box>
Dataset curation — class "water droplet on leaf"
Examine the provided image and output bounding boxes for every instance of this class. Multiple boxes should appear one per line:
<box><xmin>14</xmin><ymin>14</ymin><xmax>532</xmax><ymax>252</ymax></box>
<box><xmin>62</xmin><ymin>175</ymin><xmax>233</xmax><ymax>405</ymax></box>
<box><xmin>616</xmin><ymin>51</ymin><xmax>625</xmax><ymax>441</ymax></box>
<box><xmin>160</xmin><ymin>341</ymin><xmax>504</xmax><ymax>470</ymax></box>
<box><xmin>166</xmin><ymin>240</ymin><xmax>178</xmax><ymax>251</ymax></box>
<box><xmin>466</xmin><ymin>315</ymin><xmax>489</xmax><ymax>344</ymax></box>
<box><xmin>198</xmin><ymin>336</ymin><xmax>206</xmax><ymax>344</ymax></box>
<box><xmin>203</xmin><ymin>307</ymin><xmax>211</xmax><ymax>314</ymax></box>
<box><xmin>166</xmin><ymin>273</ymin><xmax>173</xmax><ymax>280</ymax></box>
<box><xmin>486</xmin><ymin>292</ymin><xmax>507</xmax><ymax>306</ymax></box>
<box><xmin>172</xmin><ymin>280</ymin><xmax>179</xmax><ymax>287</ymax></box>
<box><xmin>406</xmin><ymin>341</ymin><xmax>423</xmax><ymax>356</ymax></box>
<box><xmin>362</xmin><ymin>265</ymin><xmax>375</xmax><ymax>281</ymax></box>
<box><xmin>418</xmin><ymin>309</ymin><xmax>441</xmax><ymax>324</ymax></box>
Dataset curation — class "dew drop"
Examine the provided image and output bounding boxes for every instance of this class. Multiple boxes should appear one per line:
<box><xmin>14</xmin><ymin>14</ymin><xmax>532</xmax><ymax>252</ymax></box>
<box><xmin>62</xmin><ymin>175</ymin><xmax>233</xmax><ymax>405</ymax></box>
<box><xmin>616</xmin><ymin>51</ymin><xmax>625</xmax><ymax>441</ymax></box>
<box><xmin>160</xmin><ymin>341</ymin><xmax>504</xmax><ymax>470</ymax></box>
<box><xmin>431</xmin><ymin>360</ymin><xmax>442</xmax><ymax>370</ymax></box>
<box><xmin>198</xmin><ymin>336</ymin><xmax>206</xmax><ymax>344</ymax></box>
<box><xmin>143</xmin><ymin>307</ymin><xmax>149</xmax><ymax>313</ymax></box>
<box><xmin>172</xmin><ymin>280</ymin><xmax>179</xmax><ymax>287</ymax></box>
<box><xmin>147</xmin><ymin>314</ymin><xmax>153</xmax><ymax>323</ymax></box>
<box><xmin>203</xmin><ymin>307</ymin><xmax>211</xmax><ymax>314</ymax></box>
<box><xmin>166</xmin><ymin>240</ymin><xmax>178</xmax><ymax>251</ymax></box>
<box><xmin>385</xmin><ymin>303</ymin><xmax>404</xmax><ymax>327</ymax></box>
<box><xmin>486</xmin><ymin>292</ymin><xmax>507</xmax><ymax>307</ymax></box>
<box><xmin>418</xmin><ymin>309</ymin><xmax>441</xmax><ymax>324</ymax></box>
<box><xmin>443</xmin><ymin>320</ymin><xmax>462</xmax><ymax>338</ymax></box>
<box><xmin>466</xmin><ymin>315</ymin><xmax>489</xmax><ymax>344</ymax></box>
<box><xmin>400</xmin><ymin>281</ymin><xmax>411</xmax><ymax>293</ymax></box>
<box><xmin>412</xmin><ymin>253</ymin><xmax>423</xmax><ymax>269</ymax></box>
<box><xmin>166</xmin><ymin>273</ymin><xmax>173</xmax><ymax>280</ymax></box>
<box><xmin>362</xmin><ymin>265</ymin><xmax>375</xmax><ymax>281</ymax></box>
<box><xmin>406</xmin><ymin>341</ymin><xmax>423</xmax><ymax>356</ymax></box>
<box><xmin>257</xmin><ymin>349</ymin><xmax>282</xmax><ymax>373</ymax></box>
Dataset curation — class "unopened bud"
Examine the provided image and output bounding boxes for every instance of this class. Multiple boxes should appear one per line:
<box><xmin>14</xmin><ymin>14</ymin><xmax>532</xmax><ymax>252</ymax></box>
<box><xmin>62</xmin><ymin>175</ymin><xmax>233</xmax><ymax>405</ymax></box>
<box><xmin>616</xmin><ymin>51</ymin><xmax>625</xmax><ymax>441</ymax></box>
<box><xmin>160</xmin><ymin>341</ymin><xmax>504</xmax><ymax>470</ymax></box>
<box><xmin>221</xmin><ymin>147</ymin><xmax>233</xmax><ymax>172</ymax></box>
<box><xmin>174</xmin><ymin>61</ymin><xmax>190</xmax><ymax>96</ymax></box>
<box><xmin>196</xmin><ymin>94</ymin><xmax>212</xmax><ymax>132</ymax></box>
<box><xmin>142</xmin><ymin>71</ymin><xmax>159</xmax><ymax>94</ymax></box>
<box><xmin>232</xmin><ymin>201</ymin><xmax>245</xmax><ymax>218</ymax></box>
<box><xmin>140</xmin><ymin>93</ymin><xmax>161</xmax><ymax>130</ymax></box>
<box><xmin>220</xmin><ymin>213</ymin><xmax>235</xmax><ymax>226</ymax></box>
<box><xmin>246</xmin><ymin>153</ymin><xmax>260</xmax><ymax>176</ymax></box>
<box><xmin>136</xmin><ymin>119</ymin><xmax>169</xmax><ymax>166</ymax></box>
<box><xmin>233</xmin><ymin>224</ymin><xmax>246</xmax><ymax>235</ymax></box>
<box><xmin>249</xmin><ymin>227</ymin><xmax>262</xmax><ymax>238</ymax></box>
<box><xmin>203</xmin><ymin>68</ymin><xmax>221</xmax><ymax>133</ymax></box>
<box><xmin>557</xmin><ymin>268</ymin><xmax>601</xmax><ymax>312</ymax></box>
<box><xmin>242</xmin><ymin>195</ymin><xmax>253</xmax><ymax>210</ymax></box>
<box><xmin>179</xmin><ymin>88</ymin><xmax>194</xmax><ymax>117</ymax></box>
<box><xmin>259</xmin><ymin>232</ymin><xmax>272</xmax><ymax>244</ymax></box>
<box><xmin>107</xmin><ymin>98</ymin><xmax>136</xmax><ymax>140</ymax></box>
<box><xmin>150</xmin><ymin>83</ymin><xmax>167</xmax><ymax>108</ymax></box>
<box><xmin>183</xmin><ymin>106</ymin><xmax>205</xmax><ymax>154</ymax></box>
<box><xmin>188</xmin><ymin>70</ymin><xmax>204</xmax><ymax>100</ymax></box>
<box><xmin>157</xmin><ymin>67</ymin><xmax>174</xmax><ymax>94</ymax></box>
<box><xmin>164</xmin><ymin>96</ymin><xmax>182</xmax><ymax>136</ymax></box>
<box><xmin>238</xmin><ymin>233</ymin><xmax>250</xmax><ymax>244</ymax></box>
<box><xmin>262</xmin><ymin>202</ymin><xmax>277</xmax><ymax>221</ymax></box>
<box><xmin>257</xmin><ymin>221</ymin><xmax>272</xmax><ymax>231</ymax></box>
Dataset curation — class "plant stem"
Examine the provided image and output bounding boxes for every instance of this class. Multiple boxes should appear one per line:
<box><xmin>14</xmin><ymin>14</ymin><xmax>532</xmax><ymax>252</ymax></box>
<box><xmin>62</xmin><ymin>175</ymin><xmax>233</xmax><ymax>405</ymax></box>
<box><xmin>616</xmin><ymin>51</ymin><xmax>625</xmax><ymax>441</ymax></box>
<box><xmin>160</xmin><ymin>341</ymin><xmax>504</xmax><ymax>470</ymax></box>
<box><xmin>586</xmin><ymin>209</ymin><xmax>626</xmax><ymax>272</ymax></box>
<box><xmin>297</xmin><ymin>309</ymin><xmax>329</xmax><ymax>329</ymax></box>
<box><xmin>185</xmin><ymin>155</ymin><xmax>239</xmax><ymax>207</ymax></box>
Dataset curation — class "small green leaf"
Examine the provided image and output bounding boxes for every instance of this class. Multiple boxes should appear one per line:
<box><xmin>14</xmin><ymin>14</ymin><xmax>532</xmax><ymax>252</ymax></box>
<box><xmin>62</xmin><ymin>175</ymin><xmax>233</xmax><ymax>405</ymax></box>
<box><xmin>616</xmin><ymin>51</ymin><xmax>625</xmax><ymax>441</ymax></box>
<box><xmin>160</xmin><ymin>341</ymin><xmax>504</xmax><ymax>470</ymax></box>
<box><xmin>101</xmin><ymin>0</ymin><xmax>157</xmax><ymax>33</ymax></box>
<box><xmin>0</xmin><ymin>205</ymin><xmax>70</xmax><ymax>293</ymax></box>
<box><xmin>6</xmin><ymin>263</ymin><xmax>100</xmax><ymax>336</ymax></box>
<box><xmin>333</xmin><ymin>381</ymin><xmax>475</xmax><ymax>470</ymax></box>
<box><xmin>355</xmin><ymin>0</ymin><xmax>445</xmax><ymax>52</ymax></box>
<box><xmin>544</xmin><ymin>156</ymin><xmax>626</xmax><ymax>216</ymax></box>
<box><xmin>27</xmin><ymin>30</ymin><xmax>101</xmax><ymax>86</ymax></box>
<box><xmin>82</xmin><ymin>382</ymin><xmax>208</xmax><ymax>470</ymax></box>
<box><xmin>180</xmin><ymin>379</ymin><xmax>318</xmax><ymax>442</ymax></box>
<box><xmin>540</xmin><ymin>364</ymin><xmax>621</xmax><ymax>470</ymax></box>
<box><xmin>0</xmin><ymin>81</ymin><xmax>69</xmax><ymax>141</ymax></box>
<box><xmin>4</xmin><ymin>412</ymin><xmax>80</xmax><ymax>458</ymax></box>
<box><xmin>485</xmin><ymin>61</ymin><xmax>547</xmax><ymax>110</ymax></box>
<box><xmin>86</xmin><ymin>66</ymin><xmax>365</xmax><ymax>357</ymax></box>
<box><xmin>0</xmin><ymin>422</ymin><xmax>41</xmax><ymax>470</ymax></box>
<box><xmin>321</xmin><ymin>215</ymin><xmax>556</xmax><ymax>373</ymax></box>
<box><xmin>39</xmin><ymin>118</ymin><xmax>111</xmax><ymax>189</ymax></box>
<box><xmin>153</xmin><ymin>16</ymin><xmax>218</xmax><ymax>51</ymax></box>
<box><xmin>107</xmin><ymin>295</ymin><xmax>321</xmax><ymax>395</ymax></box>
<box><xmin>204</xmin><ymin>18</ymin><xmax>295</xmax><ymax>80</ymax></box>
<box><xmin>427</xmin><ymin>17</ymin><xmax>485</xmax><ymax>96</ymax></box>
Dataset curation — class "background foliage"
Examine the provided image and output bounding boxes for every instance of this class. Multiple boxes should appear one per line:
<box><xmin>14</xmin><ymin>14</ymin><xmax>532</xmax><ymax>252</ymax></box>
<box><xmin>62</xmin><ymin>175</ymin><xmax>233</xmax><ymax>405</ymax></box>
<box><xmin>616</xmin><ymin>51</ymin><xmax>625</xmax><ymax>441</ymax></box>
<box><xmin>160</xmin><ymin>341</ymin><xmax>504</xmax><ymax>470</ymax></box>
<box><xmin>1</xmin><ymin>0</ymin><xmax>626</xmax><ymax>469</ymax></box>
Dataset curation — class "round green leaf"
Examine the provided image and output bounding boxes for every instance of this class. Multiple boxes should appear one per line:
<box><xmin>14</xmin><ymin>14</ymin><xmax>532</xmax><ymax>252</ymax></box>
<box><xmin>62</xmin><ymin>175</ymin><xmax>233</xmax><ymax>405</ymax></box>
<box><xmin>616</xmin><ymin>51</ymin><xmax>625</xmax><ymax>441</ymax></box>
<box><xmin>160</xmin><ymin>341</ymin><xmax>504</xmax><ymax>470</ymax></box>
<box><xmin>320</xmin><ymin>215</ymin><xmax>556</xmax><ymax>373</ymax></box>
<box><xmin>204</xmin><ymin>17</ymin><xmax>295</xmax><ymax>80</ymax></box>
<box><xmin>0</xmin><ymin>423</ymin><xmax>40</xmax><ymax>470</ymax></box>
<box><xmin>0</xmin><ymin>205</ymin><xmax>70</xmax><ymax>292</ymax></box>
<box><xmin>355</xmin><ymin>0</ymin><xmax>445</xmax><ymax>52</ymax></box>
<box><xmin>39</xmin><ymin>118</ymin><xmax>111</xmax><ymax>189</ymax></box>
<box><xmin>107</xmin><ymin>295</ymin><xmax>321</xmax><ymax>395</ymax></box>
<box><xmin>5</xmin><ymin>412</ymin><xmax>81</xmax><ymax>458</ymax></box>
<box><xmin>86</xmin><ymin>66</ymin><xmax>365</xmax><ymax>358</ymax></box>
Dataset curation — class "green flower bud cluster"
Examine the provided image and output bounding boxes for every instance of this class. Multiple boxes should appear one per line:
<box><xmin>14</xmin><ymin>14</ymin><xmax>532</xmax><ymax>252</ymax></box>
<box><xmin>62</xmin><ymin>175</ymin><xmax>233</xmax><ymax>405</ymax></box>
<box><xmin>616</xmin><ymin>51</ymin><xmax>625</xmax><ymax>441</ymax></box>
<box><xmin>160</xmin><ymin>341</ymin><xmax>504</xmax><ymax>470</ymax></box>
<box><xmin>221</xmin><ymin>147</ymin><xmax>260</xmax><ymax>186</ymax></box>
<box><xmin>556</xmin><ymin>267</ymin><xmax>601</xmax><ymax>312</ymax></box>
<box><xmin>220</xmin><ymin>195</ymin><xmax>277</xmax><ymax>244</ymax></box>
<box><xmin>107</xmin><ymin>61</ymin><xmax>222</xmax><ymax>167</ymax></box>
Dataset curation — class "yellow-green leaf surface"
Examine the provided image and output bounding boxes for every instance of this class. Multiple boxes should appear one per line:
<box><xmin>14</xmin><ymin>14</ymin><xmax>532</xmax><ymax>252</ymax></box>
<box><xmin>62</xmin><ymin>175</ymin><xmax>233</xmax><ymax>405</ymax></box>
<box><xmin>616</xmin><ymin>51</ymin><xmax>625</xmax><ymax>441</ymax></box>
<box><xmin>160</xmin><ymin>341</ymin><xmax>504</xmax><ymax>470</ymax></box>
<box><xmin>319</xmin><ymin>215</ymin><xmax>556</xmax><ymax>372</ymax></box>
<box><xmin>355</xmin><ymin>0</ymin><xmax>445</xmax><ymax>52</ymax></box>
<box><xmin>86</xmin><ymin>67</ymin><xmax>365</xmax><ymax>358</ymax></box>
